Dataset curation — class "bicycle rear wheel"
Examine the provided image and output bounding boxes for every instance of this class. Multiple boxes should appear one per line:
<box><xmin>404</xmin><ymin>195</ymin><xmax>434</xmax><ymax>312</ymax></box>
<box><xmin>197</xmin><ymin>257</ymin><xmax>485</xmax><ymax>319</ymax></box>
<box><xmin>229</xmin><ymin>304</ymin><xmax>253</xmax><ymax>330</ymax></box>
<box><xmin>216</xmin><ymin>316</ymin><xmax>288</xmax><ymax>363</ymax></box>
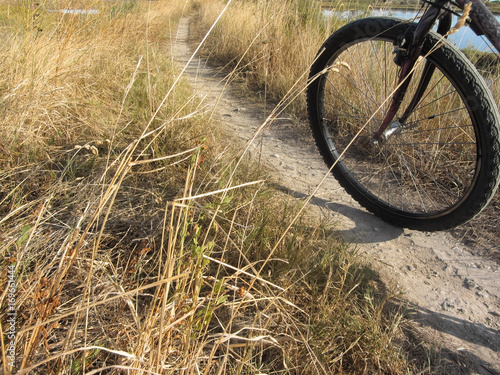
<box><xmin>307</xmin><ymin>17</ymin><xmax>500</xmax><ymax>231</ymax></box>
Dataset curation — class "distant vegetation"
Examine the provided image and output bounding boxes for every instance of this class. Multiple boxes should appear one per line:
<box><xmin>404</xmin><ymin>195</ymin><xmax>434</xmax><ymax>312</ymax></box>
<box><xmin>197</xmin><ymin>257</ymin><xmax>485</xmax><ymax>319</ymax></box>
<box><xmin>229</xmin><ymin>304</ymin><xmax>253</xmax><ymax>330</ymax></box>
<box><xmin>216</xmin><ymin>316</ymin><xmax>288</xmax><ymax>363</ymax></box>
<box><xmin>320</xmin><ymin>0</ymin><xmax>420</xmax><ymax>10</ymax></box>
<box><xmin>320</xmin><ymin>0</ymin><xmax>500</xmax><ymax>13</ymax></box>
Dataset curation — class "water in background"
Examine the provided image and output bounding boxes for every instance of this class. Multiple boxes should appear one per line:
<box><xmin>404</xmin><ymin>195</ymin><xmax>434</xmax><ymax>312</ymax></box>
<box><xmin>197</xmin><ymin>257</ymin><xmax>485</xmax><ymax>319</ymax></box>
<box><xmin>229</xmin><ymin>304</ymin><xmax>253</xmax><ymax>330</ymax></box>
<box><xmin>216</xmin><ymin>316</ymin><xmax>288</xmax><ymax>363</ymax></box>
<box><xmin>324</xmin><ymin>9</ymin><xmax>500</xmax><ymax>52</ymax></box>
<box><xmin>49</xmin><ymin>9</ymin><xmax>100</xmax><ymax>15</ymax></box>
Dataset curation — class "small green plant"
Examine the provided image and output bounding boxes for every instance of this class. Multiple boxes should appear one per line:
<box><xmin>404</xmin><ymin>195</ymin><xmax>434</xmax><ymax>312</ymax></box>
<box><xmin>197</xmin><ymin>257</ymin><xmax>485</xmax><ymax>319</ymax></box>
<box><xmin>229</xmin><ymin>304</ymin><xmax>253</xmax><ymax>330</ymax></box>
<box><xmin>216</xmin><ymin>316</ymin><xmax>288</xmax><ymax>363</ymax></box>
<box><xmin>109</xmin><ymin>0</ymin><xmax>138</xmax><ymax>17</ymax></box>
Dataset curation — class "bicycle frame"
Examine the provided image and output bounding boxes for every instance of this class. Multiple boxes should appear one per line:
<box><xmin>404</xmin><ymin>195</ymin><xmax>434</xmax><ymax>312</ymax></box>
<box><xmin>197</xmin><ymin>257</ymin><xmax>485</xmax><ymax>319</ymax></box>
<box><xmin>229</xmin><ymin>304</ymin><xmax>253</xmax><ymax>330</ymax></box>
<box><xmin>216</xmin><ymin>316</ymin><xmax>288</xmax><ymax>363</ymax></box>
<box><xmin>456</xmin><ymin>0</ymin><xmax>500</xmax><ymax>52</ymax></box>
<box><xmin>372</xmin><ymin>0</ymin><xmax>500</xmax><ymax>143</ymax></box>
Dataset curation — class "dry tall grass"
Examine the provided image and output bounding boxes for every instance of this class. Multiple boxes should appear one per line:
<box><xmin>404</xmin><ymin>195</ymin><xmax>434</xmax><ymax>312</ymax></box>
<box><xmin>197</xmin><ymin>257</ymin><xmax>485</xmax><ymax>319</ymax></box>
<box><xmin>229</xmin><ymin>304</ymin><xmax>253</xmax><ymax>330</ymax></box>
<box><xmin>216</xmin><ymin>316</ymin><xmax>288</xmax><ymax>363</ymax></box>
<box><xmin>0</xmin><ymin>1</ymin><xmax>444</xmax><ymax>374</ymax></box>
<box><xmin>193</xmin><ymin>0</ymin><xmax>500</xmax><ymax>256</ymax></box>
<box><xmin>191</xmin><ymin>0</ymin><xmax>343</xmax><ymax>116</ymax></box>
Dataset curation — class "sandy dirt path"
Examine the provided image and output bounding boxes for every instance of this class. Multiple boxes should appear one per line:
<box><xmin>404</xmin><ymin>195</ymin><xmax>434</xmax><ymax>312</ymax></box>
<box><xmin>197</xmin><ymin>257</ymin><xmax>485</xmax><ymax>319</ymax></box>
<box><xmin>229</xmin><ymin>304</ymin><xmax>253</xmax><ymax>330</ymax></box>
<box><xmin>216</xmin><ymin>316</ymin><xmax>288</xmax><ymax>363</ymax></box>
<box><xmin>173</xmin><ymin>18</ymin><xmax>500</xmax><ymax>373</ymax></box>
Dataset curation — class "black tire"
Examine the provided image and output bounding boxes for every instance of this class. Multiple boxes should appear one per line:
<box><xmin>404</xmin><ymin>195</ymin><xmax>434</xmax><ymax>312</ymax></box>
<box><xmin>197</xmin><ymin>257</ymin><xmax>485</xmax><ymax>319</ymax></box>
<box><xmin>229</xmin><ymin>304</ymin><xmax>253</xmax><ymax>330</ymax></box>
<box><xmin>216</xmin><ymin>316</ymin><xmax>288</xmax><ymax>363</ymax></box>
<box><xmin>307</xmin><ymin>17</ymin><xmax>500</xmax><ymax>231</ymax></box>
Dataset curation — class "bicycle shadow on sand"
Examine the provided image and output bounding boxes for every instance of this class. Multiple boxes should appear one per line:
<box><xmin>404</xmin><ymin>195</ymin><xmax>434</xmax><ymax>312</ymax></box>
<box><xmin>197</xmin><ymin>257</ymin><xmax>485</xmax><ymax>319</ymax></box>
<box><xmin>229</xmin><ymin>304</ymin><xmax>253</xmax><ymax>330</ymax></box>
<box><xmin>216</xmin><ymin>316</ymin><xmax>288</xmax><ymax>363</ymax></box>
<box><xmin>276</xmin><ymin>184</ymin><xmax>500</xmax><ymax>372</ymax></box>
<box><xmin>273</xmin><ymin>184</ymin><xmax>404</xmax><ymax>244</ymax></box>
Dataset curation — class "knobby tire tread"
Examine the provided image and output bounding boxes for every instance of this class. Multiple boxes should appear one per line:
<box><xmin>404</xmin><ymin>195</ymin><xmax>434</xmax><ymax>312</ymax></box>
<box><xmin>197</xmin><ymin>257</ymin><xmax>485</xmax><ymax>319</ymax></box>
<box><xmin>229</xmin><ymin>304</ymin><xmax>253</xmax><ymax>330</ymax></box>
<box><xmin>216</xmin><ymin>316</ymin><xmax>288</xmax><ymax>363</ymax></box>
<box><xmin>307</xmin><ymin>17</ymin><xmax>500</xmax><ymax>231</ymax></box>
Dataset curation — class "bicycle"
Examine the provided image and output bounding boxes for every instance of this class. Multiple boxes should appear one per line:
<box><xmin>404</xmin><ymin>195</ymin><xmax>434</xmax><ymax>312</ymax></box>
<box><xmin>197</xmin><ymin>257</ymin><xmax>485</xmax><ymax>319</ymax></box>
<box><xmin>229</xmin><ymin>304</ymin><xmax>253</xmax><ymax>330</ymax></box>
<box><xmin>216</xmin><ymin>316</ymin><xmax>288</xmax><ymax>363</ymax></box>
<box><xmin>307</xmin><ymin>0</ymin><xmax>500</xmax><ymax>231</ymax></box>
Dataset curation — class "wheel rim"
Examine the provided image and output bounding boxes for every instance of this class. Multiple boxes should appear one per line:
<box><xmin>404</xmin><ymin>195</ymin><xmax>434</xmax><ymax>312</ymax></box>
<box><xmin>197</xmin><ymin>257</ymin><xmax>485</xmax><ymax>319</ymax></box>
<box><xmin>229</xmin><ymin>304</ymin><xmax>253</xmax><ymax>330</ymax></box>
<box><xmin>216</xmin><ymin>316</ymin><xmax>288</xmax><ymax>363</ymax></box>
<box><xmin>318</xmin><ymin>37</ymin><xmax>480</xmax><ymax>217</ymax></box>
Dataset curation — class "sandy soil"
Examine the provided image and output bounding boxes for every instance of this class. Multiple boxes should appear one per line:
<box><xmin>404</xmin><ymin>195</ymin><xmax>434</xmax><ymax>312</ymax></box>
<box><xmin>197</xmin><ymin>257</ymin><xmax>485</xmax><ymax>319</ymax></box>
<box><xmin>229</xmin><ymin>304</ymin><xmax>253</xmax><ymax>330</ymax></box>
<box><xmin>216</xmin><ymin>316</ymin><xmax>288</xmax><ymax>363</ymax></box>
<box><xmin>173</xmin><ymin>18</ymin><xmax>500</xmax><ymax>374</ymax></box>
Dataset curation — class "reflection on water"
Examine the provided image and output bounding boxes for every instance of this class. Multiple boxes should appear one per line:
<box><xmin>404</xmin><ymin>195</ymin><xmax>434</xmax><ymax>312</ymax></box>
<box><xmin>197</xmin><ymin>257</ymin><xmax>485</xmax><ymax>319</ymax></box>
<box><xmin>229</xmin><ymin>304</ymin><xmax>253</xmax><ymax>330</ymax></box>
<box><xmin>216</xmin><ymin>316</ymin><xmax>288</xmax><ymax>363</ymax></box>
<box><xmin>49</xmin><ymin>9</ymin><xmax>100</xmax><ymax>15</ymax></box>
<box><xmin>324</xmin><ymin>9</ymin><xmax>500</xmax><ymax>52</ymax></box>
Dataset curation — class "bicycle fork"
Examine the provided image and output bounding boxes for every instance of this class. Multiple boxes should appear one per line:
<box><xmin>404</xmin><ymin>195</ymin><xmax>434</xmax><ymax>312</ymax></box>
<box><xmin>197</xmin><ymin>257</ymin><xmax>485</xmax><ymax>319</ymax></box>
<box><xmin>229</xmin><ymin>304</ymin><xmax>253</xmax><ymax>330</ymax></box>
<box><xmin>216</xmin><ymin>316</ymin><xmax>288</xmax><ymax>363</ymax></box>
<box><xmin>371</xmin><ymin>2</ymin><xmax>453</xmax><ymax>144</ymax></box>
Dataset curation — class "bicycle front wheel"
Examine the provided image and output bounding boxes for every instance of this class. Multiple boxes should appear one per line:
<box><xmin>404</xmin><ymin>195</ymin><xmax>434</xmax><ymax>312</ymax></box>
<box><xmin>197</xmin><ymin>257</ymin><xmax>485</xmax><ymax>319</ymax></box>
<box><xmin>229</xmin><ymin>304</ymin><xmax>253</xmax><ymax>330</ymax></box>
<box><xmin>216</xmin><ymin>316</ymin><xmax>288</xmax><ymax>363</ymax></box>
<box><xmin>307</xmin><ymin>18</ymin><xmax>500</xmax><ymax>231</ymax></box>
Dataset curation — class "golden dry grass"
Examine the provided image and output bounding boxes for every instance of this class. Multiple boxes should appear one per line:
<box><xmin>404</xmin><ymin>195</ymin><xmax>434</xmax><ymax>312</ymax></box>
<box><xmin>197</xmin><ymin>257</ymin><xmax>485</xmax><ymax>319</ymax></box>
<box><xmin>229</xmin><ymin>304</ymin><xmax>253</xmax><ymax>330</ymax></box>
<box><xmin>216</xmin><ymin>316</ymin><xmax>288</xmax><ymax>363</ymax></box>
<box><xmin>0</xmin><ymin>1</ymin><xmax>459</xmax><ymax>374</ymax></box>
<box><xmin>191</xmin><ymin>0</ymin><xmax>343</xmax><ymax>117</ymax></box>
<box><xmin>192</xmin><ymin>0</ymin><xmax>500</xmax><ymax>256</ymax></box>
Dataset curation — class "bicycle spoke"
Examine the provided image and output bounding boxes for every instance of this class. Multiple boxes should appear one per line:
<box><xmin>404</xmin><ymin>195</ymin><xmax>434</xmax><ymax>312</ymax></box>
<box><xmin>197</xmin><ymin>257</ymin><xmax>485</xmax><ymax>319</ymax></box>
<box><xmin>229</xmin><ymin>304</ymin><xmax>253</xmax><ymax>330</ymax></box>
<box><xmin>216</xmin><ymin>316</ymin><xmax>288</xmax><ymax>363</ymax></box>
<box><xmin>321</xmin><ymin>39</ymin><xmax>480</xmax><ymax>214</ymax></box>
<box><xmin>308</xmin><ymin>17</ymin><xmax>500</xmax><ymax>229</ymax></box>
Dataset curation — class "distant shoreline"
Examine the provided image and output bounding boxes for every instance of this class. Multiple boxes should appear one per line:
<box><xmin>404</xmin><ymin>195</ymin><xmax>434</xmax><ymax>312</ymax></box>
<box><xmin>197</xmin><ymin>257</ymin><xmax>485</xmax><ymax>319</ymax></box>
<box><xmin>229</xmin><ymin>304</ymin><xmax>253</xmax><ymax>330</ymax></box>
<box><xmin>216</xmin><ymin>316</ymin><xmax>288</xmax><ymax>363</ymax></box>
<box><xmin>319</xmin><ymin>1</ymin><xmax>500</xmax><ymax>16</ymax></box>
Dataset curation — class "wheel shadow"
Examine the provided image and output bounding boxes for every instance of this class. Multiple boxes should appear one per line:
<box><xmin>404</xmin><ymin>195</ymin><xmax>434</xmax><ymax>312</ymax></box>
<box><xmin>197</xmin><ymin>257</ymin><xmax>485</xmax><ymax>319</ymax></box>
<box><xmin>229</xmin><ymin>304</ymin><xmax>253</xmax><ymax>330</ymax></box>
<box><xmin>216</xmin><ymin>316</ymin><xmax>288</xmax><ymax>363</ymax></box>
<box><xmin>274</xmin><ymin>186</ymin><xmax>500</xmax><ymax>373</ymax></box>
<box><xmin>273</xmin><ymin>184</ymin><xmax>405</xmax><ymax>244</ymax></box>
